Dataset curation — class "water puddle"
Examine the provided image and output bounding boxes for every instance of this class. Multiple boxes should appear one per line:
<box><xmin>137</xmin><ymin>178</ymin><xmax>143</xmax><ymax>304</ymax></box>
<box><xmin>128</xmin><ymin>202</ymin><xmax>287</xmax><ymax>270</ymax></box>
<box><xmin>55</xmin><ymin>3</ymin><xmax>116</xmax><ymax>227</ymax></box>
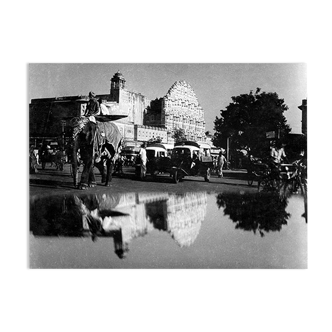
<box><xmin>30</xmin><ymin>191</ymin><xmax>307</xmax><ymax>268</ymax></box>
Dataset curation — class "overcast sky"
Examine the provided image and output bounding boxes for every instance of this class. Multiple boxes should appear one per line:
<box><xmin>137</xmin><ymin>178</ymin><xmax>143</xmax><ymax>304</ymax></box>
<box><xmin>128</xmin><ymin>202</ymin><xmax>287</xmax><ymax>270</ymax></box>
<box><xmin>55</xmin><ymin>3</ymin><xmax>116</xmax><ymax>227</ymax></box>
<box><xmin>28</xmin><ymin>63</ymin><xmax>306</xmax><ymax>134</ymax></box>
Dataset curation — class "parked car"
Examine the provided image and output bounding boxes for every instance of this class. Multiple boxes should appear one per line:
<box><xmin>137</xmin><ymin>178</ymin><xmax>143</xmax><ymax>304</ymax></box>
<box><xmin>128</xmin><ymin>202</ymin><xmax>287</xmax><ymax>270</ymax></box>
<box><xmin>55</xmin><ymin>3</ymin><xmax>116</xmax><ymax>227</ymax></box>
<box><xmin>135</xmin><ymin>143</ymin><xmax>171</xmax><ymax>179</ymax></box>
<box><xmin>121</xmin><ymin>148</ymin><xmax>139</xmax><ymax>166</ymax></box>
<box><xmin>170</xmin><ymin>141</ymin><xmax>213</xmax><ymax>183</ymax></box>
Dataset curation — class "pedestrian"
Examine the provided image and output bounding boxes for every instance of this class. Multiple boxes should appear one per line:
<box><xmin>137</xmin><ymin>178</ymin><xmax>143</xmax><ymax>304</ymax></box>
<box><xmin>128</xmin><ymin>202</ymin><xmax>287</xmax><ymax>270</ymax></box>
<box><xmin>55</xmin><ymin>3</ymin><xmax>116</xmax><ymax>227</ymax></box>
<box><xmin>217</xmin><ymin>151</ymin><xmax>227</xmax><ymax>178</ymax></box>
<box><xmin>138</xmin><ymin>142</ymin><xmax>147</xmax><ymax>179</ymax></box>
<box><xmin>29</xmin><ymin>146</ymin><xmax>38</xmax><ymax>174</ymax></box>
<box><xmin>55</xmin><ymin>149</ymin><xmax>66</xmax><ymax>170</ymax></box>
<box><xmin>39</xmin><ymin>142</ymin><xmax>50</xmax><ymax>167</ymax></box>
<box><xmin>212</xmin><ymin>156</ymin><xmax>217</xmax><ymax>174</ymax></box>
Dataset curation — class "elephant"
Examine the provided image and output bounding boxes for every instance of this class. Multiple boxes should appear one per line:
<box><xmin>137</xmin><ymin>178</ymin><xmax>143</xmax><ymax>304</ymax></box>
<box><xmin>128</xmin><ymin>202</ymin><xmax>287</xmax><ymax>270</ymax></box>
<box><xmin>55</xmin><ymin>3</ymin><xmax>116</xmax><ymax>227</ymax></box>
<box><xmin>71</xmin><ymin>118</ymin><xmax>123</xmax><ymax>189</ymax></box>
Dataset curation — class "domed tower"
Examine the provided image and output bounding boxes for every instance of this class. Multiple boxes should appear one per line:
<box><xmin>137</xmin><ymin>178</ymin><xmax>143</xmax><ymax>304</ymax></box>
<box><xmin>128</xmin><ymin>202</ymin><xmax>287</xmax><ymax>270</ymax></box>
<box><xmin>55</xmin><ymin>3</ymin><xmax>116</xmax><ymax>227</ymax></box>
<box><xmin>110</xmin><ymin>71</ymin><xmax>126</xmax><ymax>103</ymax></box>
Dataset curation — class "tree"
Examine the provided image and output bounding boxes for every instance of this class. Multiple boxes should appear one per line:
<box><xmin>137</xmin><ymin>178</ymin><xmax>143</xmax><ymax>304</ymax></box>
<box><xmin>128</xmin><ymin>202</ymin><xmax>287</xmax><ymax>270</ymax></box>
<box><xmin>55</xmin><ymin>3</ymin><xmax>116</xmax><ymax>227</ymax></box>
<box><xmin>172</xmin><ymin>128</ymin><xmax>186</xmax><ymax>143</ymax></box>
<box><xmin>212</xmin><ymin>89</ymin><xmax>291</xmax><ymax>158</ymax></box>
<box><xmin>205</xmin><ymin>130</ymin><xmax>212</xmax><ymax>137</ymax></box>
<box><xmin>148</xmin><ymin>136</ymin><xmax>163</xmax><ymax>144</ymax></box>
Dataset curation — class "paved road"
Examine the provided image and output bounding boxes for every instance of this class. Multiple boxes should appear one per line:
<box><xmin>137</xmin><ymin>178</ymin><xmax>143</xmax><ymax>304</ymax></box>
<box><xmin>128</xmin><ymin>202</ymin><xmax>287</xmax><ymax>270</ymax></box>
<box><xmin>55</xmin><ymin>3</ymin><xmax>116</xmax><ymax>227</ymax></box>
<box><xmin>30</xmin><ymin>163</ymin><xmax>257</xmax><ymax>196</ymax></box>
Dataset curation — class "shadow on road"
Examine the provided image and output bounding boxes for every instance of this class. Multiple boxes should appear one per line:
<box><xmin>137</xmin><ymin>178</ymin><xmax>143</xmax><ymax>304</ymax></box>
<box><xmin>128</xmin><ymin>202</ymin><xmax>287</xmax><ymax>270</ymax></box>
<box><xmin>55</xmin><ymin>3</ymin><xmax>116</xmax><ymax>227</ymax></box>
<box><xmin>30</xmin><ymin>178</ymin><xmax>75</xmax><ymax>189</ymax></box>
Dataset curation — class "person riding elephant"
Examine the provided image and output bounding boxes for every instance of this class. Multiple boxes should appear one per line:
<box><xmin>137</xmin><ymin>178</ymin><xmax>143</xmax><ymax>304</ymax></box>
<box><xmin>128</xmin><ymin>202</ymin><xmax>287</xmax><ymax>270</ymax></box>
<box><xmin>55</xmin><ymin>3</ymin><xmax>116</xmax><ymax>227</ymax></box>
<box><xmin>85</xmin><ymin>92</ymin><xmax>100</xmax><ymax>118</ymax></box>
<box><xmin>82</xmin><ymin>92</ymin><xmax>100</xmax><ymax>144</ymax></box>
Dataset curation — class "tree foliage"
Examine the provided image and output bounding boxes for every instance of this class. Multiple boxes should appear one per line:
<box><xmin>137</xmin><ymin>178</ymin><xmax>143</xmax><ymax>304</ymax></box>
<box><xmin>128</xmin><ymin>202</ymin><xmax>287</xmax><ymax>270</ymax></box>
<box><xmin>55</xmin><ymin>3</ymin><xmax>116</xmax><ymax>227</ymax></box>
<box><xmin>212</xmin><ymin>89</ymin><xmax>291</xmax><ymax>158</ymax></box>
<box><xmin>148</xmin><ymin>136</ymin><xmax>162</xmax><ymax>144</ymax></box>
<box><xmin>172</xmin><ymin>128</ymin><xmax>186</xmax><ymax>143</ymax></box>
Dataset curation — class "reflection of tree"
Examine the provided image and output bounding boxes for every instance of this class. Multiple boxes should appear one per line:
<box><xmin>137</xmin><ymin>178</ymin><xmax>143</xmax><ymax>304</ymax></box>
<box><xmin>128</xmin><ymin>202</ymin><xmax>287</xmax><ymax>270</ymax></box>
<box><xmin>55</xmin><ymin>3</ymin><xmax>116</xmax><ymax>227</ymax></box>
<box><xmin>303</xmin><ymin>198</ymin><xmax>307</xmax><ymax>224</ymax></box>
<box><xmin>216</xmin><ymin>192</ymin><xmax>290</xmax><ymax>237</ymax></box>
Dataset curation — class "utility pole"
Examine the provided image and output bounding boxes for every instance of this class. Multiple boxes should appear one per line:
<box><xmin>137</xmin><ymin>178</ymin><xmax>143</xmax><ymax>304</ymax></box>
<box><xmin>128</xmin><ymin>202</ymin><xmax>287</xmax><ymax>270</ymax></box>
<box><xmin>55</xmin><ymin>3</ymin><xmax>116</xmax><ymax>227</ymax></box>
<box><xmin>227</xmin><ymin>136</ymin><xmax>230</xmax><ymax>161</ymax></box>
<box><xmin>61</xmin><ymin>120</ymin><xmax>66</xmax><ymax>148</ymax></box>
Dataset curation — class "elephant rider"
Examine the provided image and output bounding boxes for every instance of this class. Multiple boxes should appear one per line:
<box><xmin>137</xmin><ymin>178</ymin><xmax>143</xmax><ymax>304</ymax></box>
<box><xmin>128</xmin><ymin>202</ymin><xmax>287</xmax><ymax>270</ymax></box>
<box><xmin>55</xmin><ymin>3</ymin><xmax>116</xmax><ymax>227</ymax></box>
<box><xmin>72</xmin><ymin>92</ymin><xmax>99</xmax><ymax>139</ymax></box>
<box><xmin>84</xmin><ymin>91</ymin><xmax>100</xmax><ymax>121</ymax></box>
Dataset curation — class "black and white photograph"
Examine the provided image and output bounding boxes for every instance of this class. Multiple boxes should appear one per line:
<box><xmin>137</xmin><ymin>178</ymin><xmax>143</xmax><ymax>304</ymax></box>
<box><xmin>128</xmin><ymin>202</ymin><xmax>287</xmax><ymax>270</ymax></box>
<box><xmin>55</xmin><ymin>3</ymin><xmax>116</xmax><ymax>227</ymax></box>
<box><xmin>29</xmin><ymin>63</ymin><xmax>307</xmax><ymax>268</ymax></box>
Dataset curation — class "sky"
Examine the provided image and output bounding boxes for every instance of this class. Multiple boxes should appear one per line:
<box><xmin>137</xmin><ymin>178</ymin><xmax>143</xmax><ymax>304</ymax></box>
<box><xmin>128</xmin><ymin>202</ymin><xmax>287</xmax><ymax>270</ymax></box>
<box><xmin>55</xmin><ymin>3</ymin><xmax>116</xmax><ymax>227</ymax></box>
<box><xmin>28</xmin><ymin>63</ymin><xmax>306</xmax><ymax>134</ymax></box>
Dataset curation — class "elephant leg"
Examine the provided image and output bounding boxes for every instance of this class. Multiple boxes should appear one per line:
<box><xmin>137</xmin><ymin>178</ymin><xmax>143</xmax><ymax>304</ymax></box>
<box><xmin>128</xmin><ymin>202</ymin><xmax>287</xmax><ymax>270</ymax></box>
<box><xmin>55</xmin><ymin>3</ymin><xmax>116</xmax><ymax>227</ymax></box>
<box><xmin>88</xmin><ymin>167</ymin><xmax>96</xmax><ymax>187</ymax></box>
<box><xmin>72</xmin><ymin>163</ymin><xmax>79</xmax><ymax>187</ymax></box>
<box><xmin>80</xmin><ymin>152</ymin><xmax>93</xmax><ymax>189</ymax></box>
<box><xmin>71</xmin><ymin>138</ymin><xmax>81</xmax><ymax>188</ymax></box>
<box><xmin>105</xmin><ymin>160</ymin><xmax>114</xmax><ymax>186</ymax></box>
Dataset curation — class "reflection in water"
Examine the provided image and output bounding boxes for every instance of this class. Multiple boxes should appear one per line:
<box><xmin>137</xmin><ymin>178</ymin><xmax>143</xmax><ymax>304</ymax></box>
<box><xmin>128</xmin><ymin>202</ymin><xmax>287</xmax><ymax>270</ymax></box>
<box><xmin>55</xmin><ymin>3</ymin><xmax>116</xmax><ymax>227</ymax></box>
<box><xmin>216</xmin><ymin>192</ymin><xmax>288</xmax><ymax>237</ymax></box>
<box><xmin>216</xmin><ymin>190</ymin><xmax>307</xmax><ymax>237</ymax></box>
<box><xmin>30</xmin><ymin>190</ymin><xmax>307</xmax><ymax>268</ymax></box>
<box><xmin>30</xmin><ymin>192</ymin><xmax>207</xmax><ymax>259</ymax></box>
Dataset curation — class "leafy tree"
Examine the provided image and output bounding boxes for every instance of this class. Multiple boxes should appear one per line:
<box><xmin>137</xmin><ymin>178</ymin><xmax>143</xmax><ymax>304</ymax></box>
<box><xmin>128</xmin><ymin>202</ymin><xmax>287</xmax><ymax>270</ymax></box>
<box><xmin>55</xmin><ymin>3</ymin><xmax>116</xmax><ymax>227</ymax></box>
<box><xmin>283</xmin><ymin>134</ymin><xmax>307</xmax><ymax>161</ymax></box>
<box><xmin>212</xmin><ymin>89</ymin><xmax>291</xmax><ymax>158</ymax></box>
<box><xmin>172</xmin><ymin>128</ymin><xmax>186</xmax><ymax>143</ymax></box>
<box><xmin>205</xmin><ymin>130</ymin><xmax>212</xmax><ymax>137</ymax></box>
<box><xmin>148</xmin><ymin>136</ymin><xmax>163</xmax><ymax>144</ymax></box>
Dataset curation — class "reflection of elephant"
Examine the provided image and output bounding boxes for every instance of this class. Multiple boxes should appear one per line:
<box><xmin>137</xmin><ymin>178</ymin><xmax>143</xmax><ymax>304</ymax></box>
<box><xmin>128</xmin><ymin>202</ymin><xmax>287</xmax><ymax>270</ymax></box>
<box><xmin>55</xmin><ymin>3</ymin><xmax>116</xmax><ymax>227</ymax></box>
<box><xmin>216</xmin><ymin>192</ymin><xmax>290</xmax><ymax>237</ymax></box>
<box><xmin>30</xmin><ymin>193</ymin><xmax>130</xmax><ymax>257</ymax></box>
<box><xmin>30</xmin><ymin>195</ymin><xmax>87</xmax><ymax>237</ymax></box>
<box><xmin>71</xmin><ymin>119</ymin><xmax>123</xmax><ymax>189</ymax></box>
<box><xmin>30</xmin><ymin>191</ymin><xmax>208</xmax><ymax>260</ymax></box>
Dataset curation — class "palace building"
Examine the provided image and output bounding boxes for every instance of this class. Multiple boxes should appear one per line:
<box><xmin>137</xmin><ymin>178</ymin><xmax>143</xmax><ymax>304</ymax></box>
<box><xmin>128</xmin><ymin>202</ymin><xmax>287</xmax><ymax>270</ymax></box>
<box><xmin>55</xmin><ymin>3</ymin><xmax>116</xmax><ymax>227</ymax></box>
<box><xmin>145</xmin><ymin>80</ymin><xmax>206</xmax><ymax>143</ymax></box>
<box><xmin>29</xmin><ymin>70</ymin><xmax>207</xmax><ymax>147</ymax></box>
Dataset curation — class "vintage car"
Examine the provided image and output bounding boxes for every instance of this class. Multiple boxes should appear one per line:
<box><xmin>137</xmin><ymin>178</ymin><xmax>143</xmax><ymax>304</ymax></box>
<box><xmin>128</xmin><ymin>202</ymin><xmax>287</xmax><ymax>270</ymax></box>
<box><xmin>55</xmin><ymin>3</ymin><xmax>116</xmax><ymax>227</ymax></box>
<box><xmin>170</xmin><ymin>141</ymin><xmax>213</xmax><ymax>183</ymax></box>
<box><xmin>135</xmin><ymin>143</ymin><xmax>171</xmax><ymax>179</ymax></box>
<box><xmin>121</xmin><ymin>147</ymin><xmax>139</xmax><ymax>166</ymax></box>
<box><xmin>146</xmin><ymin>144</ymin><xmax>171</xmax><ymax>176</ymax></box>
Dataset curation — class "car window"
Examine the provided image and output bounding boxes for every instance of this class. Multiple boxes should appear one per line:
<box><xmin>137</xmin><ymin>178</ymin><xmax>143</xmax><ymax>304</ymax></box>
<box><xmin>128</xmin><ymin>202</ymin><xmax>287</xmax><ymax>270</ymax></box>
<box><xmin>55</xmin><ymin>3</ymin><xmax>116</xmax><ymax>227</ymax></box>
<box><xmin>174</xmin><ymin>148</ymin><xmax>190</xmax><ymax>156</ymax></box>
<box><xmin>147</xmin><ymin>150</ymin><xmax>155</xmax><ymax>159</ymax></box>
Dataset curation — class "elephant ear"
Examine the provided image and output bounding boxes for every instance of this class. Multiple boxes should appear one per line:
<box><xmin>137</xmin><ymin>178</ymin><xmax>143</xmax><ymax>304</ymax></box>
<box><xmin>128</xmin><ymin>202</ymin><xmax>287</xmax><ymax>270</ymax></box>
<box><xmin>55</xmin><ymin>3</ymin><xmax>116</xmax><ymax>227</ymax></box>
<box><xmin>96</xmin><ymin>122</ymin><xmax>123</xmax><ymax>152</ymax></box>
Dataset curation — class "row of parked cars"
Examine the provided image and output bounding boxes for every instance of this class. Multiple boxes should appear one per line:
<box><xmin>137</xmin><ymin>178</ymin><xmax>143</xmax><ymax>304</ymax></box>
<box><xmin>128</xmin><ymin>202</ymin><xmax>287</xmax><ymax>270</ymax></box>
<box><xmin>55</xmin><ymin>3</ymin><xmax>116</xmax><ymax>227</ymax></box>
<box><xmin>133</xmin><ymin>141</ymin><xmax>214</xmax><ymax>183</ymax></box>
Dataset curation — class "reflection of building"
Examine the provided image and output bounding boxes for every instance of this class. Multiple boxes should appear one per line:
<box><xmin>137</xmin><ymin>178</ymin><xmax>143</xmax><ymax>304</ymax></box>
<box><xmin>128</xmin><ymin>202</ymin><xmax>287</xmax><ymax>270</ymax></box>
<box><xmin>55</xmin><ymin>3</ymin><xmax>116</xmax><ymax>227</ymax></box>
<box><xmin>166</xmin><ymin>193</ymin><xmax>207</xmax><ymax>247</ymax></box>
<box><xmin>95</xmin><ymin>192</ymin><xmax>207</xmax><ymax>248</ymax></box>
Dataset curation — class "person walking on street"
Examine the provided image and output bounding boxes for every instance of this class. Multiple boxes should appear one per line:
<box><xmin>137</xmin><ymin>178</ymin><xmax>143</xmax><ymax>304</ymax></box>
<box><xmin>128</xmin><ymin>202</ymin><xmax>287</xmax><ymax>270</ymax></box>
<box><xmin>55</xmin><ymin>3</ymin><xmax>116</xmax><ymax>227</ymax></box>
<box><xmin>217</xmin><ymin>151</ymin><xmax>227</xmax><ymax>178</ymax></box>
<box><xmin>138</xmin><ymin>142</ymin><xmax>147</xmax><ymax>180</ymax></box>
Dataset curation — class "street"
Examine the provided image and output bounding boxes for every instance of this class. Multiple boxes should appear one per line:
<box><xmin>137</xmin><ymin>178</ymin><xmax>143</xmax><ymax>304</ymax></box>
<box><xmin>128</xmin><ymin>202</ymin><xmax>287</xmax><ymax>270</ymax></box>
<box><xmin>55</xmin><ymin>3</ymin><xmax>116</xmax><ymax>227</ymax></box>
<box><xmin>30</xmin><ymin>163</ymin><xmax>256</xmax><ymax>196</ymax></box>
<box><xmin>29</xmin><ymin>162</ymin><xmax>307</xmax><ymax>269</ymax></box>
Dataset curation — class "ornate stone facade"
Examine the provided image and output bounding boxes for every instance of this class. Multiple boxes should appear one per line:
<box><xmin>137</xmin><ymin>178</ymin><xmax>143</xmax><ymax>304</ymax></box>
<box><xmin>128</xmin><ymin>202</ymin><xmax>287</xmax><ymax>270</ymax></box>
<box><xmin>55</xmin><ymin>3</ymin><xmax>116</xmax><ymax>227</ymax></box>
<box><xmin>145</xmin><ymin>80</ymin><xmax>206</xmax><ymax>142</ymax></box>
